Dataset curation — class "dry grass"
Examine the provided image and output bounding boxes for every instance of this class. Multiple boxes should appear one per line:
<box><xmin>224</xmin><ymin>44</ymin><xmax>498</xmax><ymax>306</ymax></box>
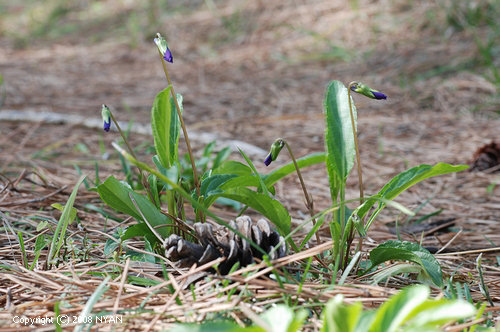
<box><xmin>1</xmin><ymin>0</ymin><xmax>500</xmax><ymax>330</ymax></box>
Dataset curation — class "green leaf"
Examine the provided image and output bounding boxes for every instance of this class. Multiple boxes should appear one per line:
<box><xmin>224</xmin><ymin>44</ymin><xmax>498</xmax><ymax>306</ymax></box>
<box><xmin>200</xmin><ymin>174</ymin><xmax>239</xmax><ymax>197</ymax></box>
<box><xmin>261</xmin><ymin>305</ymin><xmax>308</xmax><ymax>332</ymax></box>
<box><xmin>216</xmin><ymin>153</ymin><xmax>326</xmax><ymax>191</ymax></box>
<box><xmin>153</xmin><ymin>155</ymin><xmax>179</xmax><ymax>190</ymax></box>
<box><xmin>74</xmin><ymin>276</ymin><xmax>110</xmax><ymax>332</ymax></box>
<box><xmin>51</xmin><ymin>203</ymin><xmax>77</xmax><ymax>223</ymax></box>
<box><xmin>213</xmin><ymin>160</ymin><xmax>253</xmax><ymax>176</ymax></box>
<box><xmin>215</xmin><ymin>187</ymin><xmax>291</xmax><ymax>235</ymax></box>
<box><xmin>213</xmin><ymin>147</ymin><xmax>232</xmax><ymax>169</ymax></box>
<box><xmin>405</xmin><ymin>298</ymin><xmax>476</xmax><ymax>328</ymax></box>
<box><xmin>47</xmin><ymin>175</ymin><xmax>85</xmax><ymax>264</ymax></box>
<box><xmin>151</xmin><ymin>86</ymin><xmax>182</xmax><ymax>168</ymax></box>
<box><xmin>321</xmin><ymin>295</ymin><xmax>363</xmax><ymax>332</ymax></box>
<box><xmin>97</xmin><ymin>176</ymin><xmax>171</xmax><ymax>238</ymax></box>
<box><xmin>369</xmin><ymin>285</ymin><xmax>430</xmax><ymax>332</ymax></box>
<box><xmin>324</xmin><ymin>80</ymin><xmax>356</xmax><ymax>202</ymax></box>
<box><xmin>355</xmin><ymin>163</ymin><xmax>468</xmax><ymax>228</ymax></box>
<box><xmin>369</xmin><ymin>240</ymin><xmax>443</xmax><ymax>287</ymax></box>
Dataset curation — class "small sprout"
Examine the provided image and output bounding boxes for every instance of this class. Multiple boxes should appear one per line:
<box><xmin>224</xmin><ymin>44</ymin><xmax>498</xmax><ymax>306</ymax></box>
<box><xmin>154</xmin><ymin>33</ymin><xmax>173</xmax><ymax>63</ymax></box>
<box><xmin>101</xmin><ymin>104</ymin><xmax>111</xmax><ymax>132</ymax></box>
<box><xmin>350</xmin><ymin>82</ymin><xmax>387</xmax><ymax>100</ymax></box>
<box><xmin>264</xmin><ymin>139</ymin><xmax>285</xmax><ymax>166</ymax></box>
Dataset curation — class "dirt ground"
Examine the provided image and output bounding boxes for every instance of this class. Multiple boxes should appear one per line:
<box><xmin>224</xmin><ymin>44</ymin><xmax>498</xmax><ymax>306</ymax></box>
<box><xmin>1</xmin><ymin>0</ymin><xmax>500</xmax><ymax>330</ymax></box>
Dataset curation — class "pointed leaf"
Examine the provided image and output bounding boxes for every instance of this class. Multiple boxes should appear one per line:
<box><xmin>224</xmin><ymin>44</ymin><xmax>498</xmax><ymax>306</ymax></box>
<box><xmin>151</xmin><ymin>86</ymin><xmax>182</xmax><ymax>168</ymax></box>
<box><xmin>355</xmin><ymin>163</ymin><xmax>468</xmax><ymax>225</ymax></box>
<box><xmin>324</xmin><ymin>80</ymin><xmax>356</xmax><ymax>201</ymax></box>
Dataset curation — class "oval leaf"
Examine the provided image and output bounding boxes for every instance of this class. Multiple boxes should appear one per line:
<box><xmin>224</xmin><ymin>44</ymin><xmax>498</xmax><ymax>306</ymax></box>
<box><xmin>214</xmin><ymin>187</ymin><xmax>291</xmax><ymax>235</ymax></box>
<box><xmin>369</xmin><ymin>240</ymin><xmax>443</xmax><ymax>287</ymax></box>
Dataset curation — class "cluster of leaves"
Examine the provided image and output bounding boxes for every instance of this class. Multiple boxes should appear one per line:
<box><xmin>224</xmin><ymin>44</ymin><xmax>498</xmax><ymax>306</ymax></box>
<box><xmin>171</xmin><ymin>284</ymin><xmax>487</xmax><ymax>332</ymax></box>
<box><xmin>87</xmin><ymin>32</ymin><xmax>492</xmax><ymax>329</ymax></box>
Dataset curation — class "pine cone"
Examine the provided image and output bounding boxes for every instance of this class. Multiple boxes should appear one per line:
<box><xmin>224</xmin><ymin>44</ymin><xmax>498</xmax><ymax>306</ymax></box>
<box><xmin>470</xmin><ymin>141</ymin><xmax>500</xmax><ymax>172</ymax></box>
<box><xmin>164</xmin><ymin>216</ymin><xmax>286</xmax><ymax>274</ymax></box>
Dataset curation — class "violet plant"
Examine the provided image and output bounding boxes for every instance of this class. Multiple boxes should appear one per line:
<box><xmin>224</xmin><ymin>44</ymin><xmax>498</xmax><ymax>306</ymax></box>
<box><xmin>263</xmin><ymin>80</ymin><xmax>467</xmax><ymax>286</ymax></box>
<box><xmin>97</xmin><ymin>32</ymin><xmax>467</xmax><ymax>287</ymax></box>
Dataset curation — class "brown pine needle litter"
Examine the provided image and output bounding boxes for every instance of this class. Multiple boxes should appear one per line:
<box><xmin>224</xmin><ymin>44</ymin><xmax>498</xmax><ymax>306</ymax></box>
<box><xmin>1</xmin><ymin>0</ymin><xmax>500</xmax><ymax>330</ymax></box>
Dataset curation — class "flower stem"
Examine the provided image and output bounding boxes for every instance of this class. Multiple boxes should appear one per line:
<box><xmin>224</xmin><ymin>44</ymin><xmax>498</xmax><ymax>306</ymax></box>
<box><xmin>108</xmin><ymin>110</ymin><xmax>149</xmax><ymax>192</ymax></box>
<box><xmin>158</xmin><ymin>51</ymin><xmax>201</xmax><ymax>200</ymax></box>
<box><xmin>281</xmin><ymin>139</ymin><xmax>321</xmax><ymax>246</ymax></box>
<box><xmin>347</xmin><ymin>81</ymin><xmax>365</xmax><ymax>257</ymax></box>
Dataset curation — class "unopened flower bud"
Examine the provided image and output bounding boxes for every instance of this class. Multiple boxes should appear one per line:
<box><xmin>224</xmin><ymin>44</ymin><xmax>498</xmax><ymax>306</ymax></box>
<box><xmin>350</xmin><ymin>82</ymin><xmax>387</xmax><ymax>100</ymax></box>
<box><xmin>101</xmin><ymin>104</ymin><xmax>111</xmax><ymax>132</ymax></box>
<box><xmin>264</xmin><ymin>139</ymin><xmax>285</xmax><ymax>166</ymax></box>
<box><xmin>154</xmin><ymin>33</ymin><xmax>174</xmax><ymax>63</ymax></box>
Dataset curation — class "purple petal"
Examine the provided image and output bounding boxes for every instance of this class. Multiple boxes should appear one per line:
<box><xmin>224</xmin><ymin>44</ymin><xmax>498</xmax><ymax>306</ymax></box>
<box><xmin>372</xmin><ymin>91</ymin><xmax>387</xmax><ymax>100</ymax></box>
<box><xmin>264</xmin><ymin>153</ymin><xmax>273</xmax><ymax>166</ymax></box>
<box><xmin>164</xmin><ymin>47</ymin><xmax>173</xmax><ymax>63</ymax></box>
<box><xmin>103</xmin><ymin>118</ymin><xmax>111</xmax><ymax>132</ymax></box>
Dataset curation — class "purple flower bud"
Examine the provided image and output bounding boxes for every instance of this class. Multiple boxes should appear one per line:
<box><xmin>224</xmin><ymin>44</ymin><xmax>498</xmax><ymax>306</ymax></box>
<box><xmin>101</xmin><ymin>104</ymin><xmax>111</xmax><ymax>132</ymax></box>
<box><xmin>264</xmin><ymin>139</ymin><xmax>285</xmax><ymax>166</ymax></box>
<box><xmin>154</xmin><ymin>33</ymin><xmax>173</xmax><ymax>63</ymax></box>
<box><xmin>350</xmin><ymin>82</ymin><xmax>387</xmax><ymax>100</ymax></box>
<box><xmin>103</xmin><ymin>118</ymin><xmax>111</xmax><ymax>132</ymax></box>
<box><xmin>264</xmin><ymin>153</ymin><xmax>273</xmax><ymax>166</ymax></box>
<box><xmin>164</xmin><ymin>46</ymin><xmax>173</xmax><ymax>63</ymax></box>
<box><xmin>371</xmin><ymin>90</ymin><xmax>387</xmax><ymax>100</ymax></box>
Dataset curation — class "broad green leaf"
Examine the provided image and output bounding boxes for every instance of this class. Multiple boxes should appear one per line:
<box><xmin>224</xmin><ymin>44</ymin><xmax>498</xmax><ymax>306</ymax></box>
<box><xmin>212</xmin><ymin>160</ymin><xmax>253</xmax><ymax>176</ymax></box>
<box><xmin>405</xmin><ymin>299</ymin><xmax>475</xmax><ymax>328</ymax></box>
<box><xmin>151</xmin><ymin>86</ymin><xmax>182</xmax><ymax>168</ymax></box>
<box><xmin>215</xmin><ymin>187</ymin><xmax>291</xmax><ymax>235</ymax></box>
<box><xmin>354</xmin><ymin>163</ymin><xmax>468</xmax><ymax>227</ymax></box>
<box><xmin>369</xmin><ymin>240</ymin><xmax>443</xmax><ymax>287</ymax></box>
<box><xmin>123</xmin><ymin>223</ymin><xmax>150</xmax><ymax>240</ymax></box>
<box><xmin>97</xmin><ymin>176</ymin><xmax>171</xmax><ymax>237</ymax></box>
<box><xmin>201</xmin><ymin>174</ymin><xmax>239</xmax><ymax>197</ymax></box>
<box><xmin>200</xmin><ymin>174</ymin><xmax>240</xmax><ymax>208</ymax></box>
<box><xmin>369</xmin><ymin>285</ymin><xmax>429</xmax><ymax>332</ymax></box>
<box><xmin>324</xmin><ymin>80</ymin><xmax>356</xmax><ymax>202</ymax></box>
<box><xmin>321</xmin><ymin>295</ymin><xmax>363</xmax><ymax>332</ymax></box>
<box><xmin>261</xmin><ymin>305</ymin><xmax>308</xmax><ymax>332</ymax></box>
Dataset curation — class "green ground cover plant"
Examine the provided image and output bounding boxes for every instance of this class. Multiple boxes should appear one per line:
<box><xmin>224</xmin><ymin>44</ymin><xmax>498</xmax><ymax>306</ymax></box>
<box><xmin>84</xmin><ymin>32</ymin><xmax>494</xmax><ymax>329</ymax></box>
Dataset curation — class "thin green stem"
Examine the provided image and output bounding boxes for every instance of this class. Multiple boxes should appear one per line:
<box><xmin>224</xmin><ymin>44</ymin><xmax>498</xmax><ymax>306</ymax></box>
<box><xmin>281</xmin><ymin>139</ymin><xmax>321</xmax><ymax>246</ymax></box>
<box><xmin>347</xmin><ymin>81</ymin><xmax>365</xmax><ymax>263</ymax></box>
<box><xmin>347</xmin><ymin>82</ymin><xmax>364</xmax><ymax>203</ymax></box>
<box><xmin>109</xmin><ymin>110</ymin><xmax>150</xmax><ymax>193</ymax></box>
<box><xmin>109</xmin><ymin>111</ymin><xmax>137</xmax><ymax>160</ymax></box>
<box><xmin>158</xmin><ymin>51</ymin><xmax>200</xmax><ymax>200</ymax></box>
